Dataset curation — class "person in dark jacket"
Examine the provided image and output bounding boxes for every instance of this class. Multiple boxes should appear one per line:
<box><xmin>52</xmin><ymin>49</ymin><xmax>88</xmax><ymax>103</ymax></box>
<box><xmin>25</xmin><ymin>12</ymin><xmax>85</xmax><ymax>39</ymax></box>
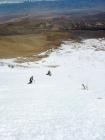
<box><xmin>28</xmin><ymin>76</ymin><xmax>34</xmax><ymax>84</ymax></box>
<box><xmin>46</xmin><ymin>70</ymin><xmax>52</xmax><ymax>76</ymax></box>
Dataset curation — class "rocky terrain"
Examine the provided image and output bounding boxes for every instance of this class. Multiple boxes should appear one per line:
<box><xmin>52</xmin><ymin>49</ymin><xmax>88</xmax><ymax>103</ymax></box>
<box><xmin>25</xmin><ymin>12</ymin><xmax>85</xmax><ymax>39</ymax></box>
<box><xmin>0</xmin><ymin>11</ymin><xmax>105</xmax><ymax>35</ymax></box>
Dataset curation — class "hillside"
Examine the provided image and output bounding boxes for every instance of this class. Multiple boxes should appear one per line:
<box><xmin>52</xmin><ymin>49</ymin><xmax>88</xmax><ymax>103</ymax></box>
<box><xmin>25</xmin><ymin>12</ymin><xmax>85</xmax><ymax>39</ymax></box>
<box><xmin>0</xmin><ymin>10</ymin><xmax>105</xmax><ymax>59</ymax></box>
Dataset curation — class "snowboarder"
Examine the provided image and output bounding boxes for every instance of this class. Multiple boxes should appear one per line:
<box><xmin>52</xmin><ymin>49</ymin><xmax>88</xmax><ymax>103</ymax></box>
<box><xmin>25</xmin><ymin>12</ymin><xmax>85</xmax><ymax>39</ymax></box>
<box><xmin>28</xmin><ymin>76</ymin><xmax>34</xmax><ymax>84</ymax></box>
<box><xmin>46</xmin><ymin>70</ymin><xmax>52</xmax><ymax>76</ymax></box>
<box><xmin>82</xmin><ymin>84</ymin><xmax>88</xmax><ymax>90</ymax></box>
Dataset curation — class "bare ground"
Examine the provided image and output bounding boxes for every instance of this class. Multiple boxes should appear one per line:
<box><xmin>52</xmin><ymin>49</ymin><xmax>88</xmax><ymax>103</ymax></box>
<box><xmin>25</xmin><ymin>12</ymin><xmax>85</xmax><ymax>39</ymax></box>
<box><xmin>0</xmin><ymin>32</ymin><xmax>73</xmax><ymax>62</ymax></box>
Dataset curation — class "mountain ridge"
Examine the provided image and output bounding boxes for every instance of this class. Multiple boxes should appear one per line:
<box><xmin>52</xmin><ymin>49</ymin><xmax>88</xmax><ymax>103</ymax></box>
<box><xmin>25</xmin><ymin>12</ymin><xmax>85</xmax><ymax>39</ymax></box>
<box><xmin>0</xmin><ymin>0</ymin><xmax>105</xmax><ymax>16</ymax></box>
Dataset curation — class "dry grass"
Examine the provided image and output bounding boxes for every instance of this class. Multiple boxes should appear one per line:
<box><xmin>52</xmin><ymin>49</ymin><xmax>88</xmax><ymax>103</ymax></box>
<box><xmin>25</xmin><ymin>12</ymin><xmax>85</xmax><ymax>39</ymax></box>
<box><xmin>0</xmin><ymin>34</ymin><xmax>47</xmax><ymax>58</ymax></box>
<box><xmin>0</xmin><ymin>32</ymin><xmax>72</xmax><ymax>61</ymax></box>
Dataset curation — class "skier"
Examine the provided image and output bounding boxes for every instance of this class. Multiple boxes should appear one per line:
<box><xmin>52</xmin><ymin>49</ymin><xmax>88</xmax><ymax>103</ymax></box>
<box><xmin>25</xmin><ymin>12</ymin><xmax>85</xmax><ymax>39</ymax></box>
<box><xmin>28</xmin><ymin>76</ymin><xmax>34</xmax><ymax>84</ymax></box>
<box><xmin>46</xmin><ymin>70</ymin><xmax>52</xmax><ymax>76</ymax></box>
<box><xmin>82</xmin><ymin>84</ymin><xmax>88</xmax><ymax>90</ymax></box>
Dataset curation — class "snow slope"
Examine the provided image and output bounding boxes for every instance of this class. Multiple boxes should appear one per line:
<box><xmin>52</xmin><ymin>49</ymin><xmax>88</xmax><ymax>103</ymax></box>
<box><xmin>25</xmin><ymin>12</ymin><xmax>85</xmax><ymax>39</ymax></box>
<box><xmin>0</xmin><ymin>38</ymin><xmax>105</xmax><ymax>140</ymax></box>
